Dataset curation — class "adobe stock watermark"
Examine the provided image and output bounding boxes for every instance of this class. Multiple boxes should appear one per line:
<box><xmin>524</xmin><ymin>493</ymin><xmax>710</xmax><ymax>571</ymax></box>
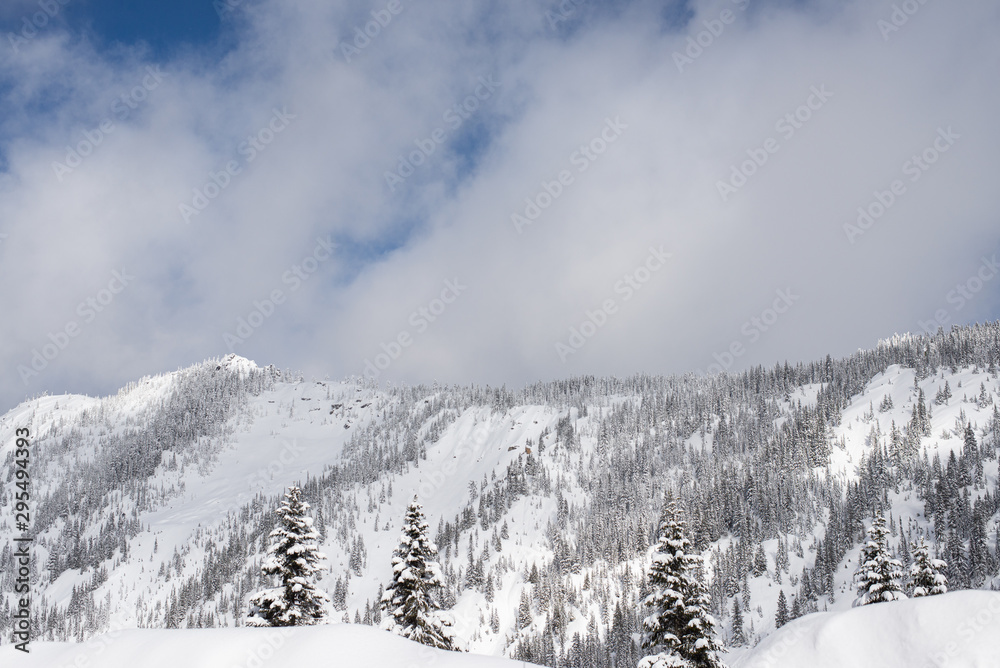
<box><xmin>416</xmin><ymin>422</ymin><xmax>491</xmax><ymax>502</ymax></box>
<box><xmin>223</xmin><ymin>236</ymin><xmax>336</xmax><ymax>349</ymax></box>
<box><xmin>555</xmin><ymin>246</ymin><xmax>671</xmax><ymax>362</ymax></box>
<box><xmin>918</xmin><ymin>253</ymin><xmax>999</xmax><ymax>335</ymax></box>
<box><xmin>511</xmin><ymin>116</ymin><xmax>628</xmax><ymax>234</ymax></box>
<box><xmin>214</xmin><ymin>0</ymin><xmax>247</xmax><ymax>18</ymax></box>
<box><xmin>924</xmin><ymin>594</ymin><xmax>1000</xmax><ymax>667</ymax></box>
<box><xmin>51</xmin><ymin>66</ymin><xmax>167</xmax><ymax>182</ymax></box>
<box><xmin>7</xmin><ymin>0</ymin><xmax>71</xmax><ymax>53</ymax></box>
<box><xmin>878</xmin><ymin>0</ymin><xmax>933</xmax><ymax>41</ymax></box>
<box><xmin>362</xmin><ymin>278</ymin><xmax>467</xmax><ymax>379</ymax></box>
<box><xmin>672</xmin><ymin>0</ymin><xmax>750</xmax><ymax>73</ymax></box>
<box><xmin>237</xmin><ymin>627</ymin><xmax>295</xmax><ymax>668</ymax></box>
<box><xmin>742</xmin><ymin>618</ymin><xmax>817</xmax><ymax>668</ymax></box>
<box><xmin>545</xmin><ymin>0</ymin><xmax>587</xmax><ymax>30</ymax></box>
<box><xmin>50</xmin><ymin>612</ymin><xmax>133</xmax><ymax>665</ymax></box>
<box><xmin>384</xmin><ymin>75</ymin><xmax>502</xmax><ymax>192</ymax></box>
<box><xmin>696</xmin><ymin>288</ymin><xmax>799</xmax><ymax>376</ymax></box>
<box><xmin>716</xmin><ymin>85</ymin><xmax>833</xmax><ymax>202</ymax></box>
<box><xmin>843</xmin><ymin>126</ymin><xmax>959</xmax><ymax>245</ymax></box>
<box><xmin>246</xmin><ymin>439</ymin><xmax>306</xmax><ymax>489</ymax></box>
<box><xmin>179</xmin><ymin>107</ymin><xmax>296</xmax><ymax>224</ymax></box>
<box><xmin>17</xmin><ymin>269</ymin><xmax>134</xmax><ymax>384</ymax></box>
<box><xmin>226</xmin><ymin>439</ymin><xmax>309</xmax><ymax>533</ymax></box>
<box><xmin>338</xmin><ymin>0</ymin><xmax>408</xmax><ymax>63</ymax></box>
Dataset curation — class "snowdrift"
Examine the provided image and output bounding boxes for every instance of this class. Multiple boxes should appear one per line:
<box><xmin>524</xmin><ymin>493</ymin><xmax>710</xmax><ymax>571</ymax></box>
<box><xmin>0</xmin><ymin>624</ymin><xmax>537</xmax><ymax>668</ymax></box>
<box><xmin>731</xmin><ymin>590</ymin><xmax>1000</xmax><ymax>668</ymax></box>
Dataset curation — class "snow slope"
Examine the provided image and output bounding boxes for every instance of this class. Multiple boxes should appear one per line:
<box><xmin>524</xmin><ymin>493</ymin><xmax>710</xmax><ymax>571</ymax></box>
<box><xmin>0</xmin><ymin>624</ymin><xmax>538</xmax><ymax>667</ymax></box>
<box><xmin>2</xmin><ymin>346</ymin><xmax>999</xmax><ymax>661</ymax></box>
<box><xmin>731</xmin><ymin>590</ymin><xmax>1000</xmax><ymax>668</ymax></box>
<box><xmin>830</xmin><ymin>363</ymin><xmax>1000</xmax><ymax>478</ymax></box>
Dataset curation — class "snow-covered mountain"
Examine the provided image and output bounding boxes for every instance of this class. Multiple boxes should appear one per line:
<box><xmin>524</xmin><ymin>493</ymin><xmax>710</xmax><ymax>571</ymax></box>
<box><xmin>2</xmin><ymin>323</ymin><xmax>999</xmax><ymax>665</ymax></box>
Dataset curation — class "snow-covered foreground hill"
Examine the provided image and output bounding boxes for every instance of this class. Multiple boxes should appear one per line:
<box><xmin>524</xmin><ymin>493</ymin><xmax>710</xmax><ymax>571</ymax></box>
<box><xmin>0</xmin><ymin>624</ymin><xmax>538</xmax><ymax>667</ymax></box>
<box><xmin>731</xmin><ymin>590</ymin><xmax>1000</xmax><ymax>668</ymax></box>
<box><xmin>4</xmin><ymin>591</ymin><xmax>995</xmax><ymax>668</ymax></box>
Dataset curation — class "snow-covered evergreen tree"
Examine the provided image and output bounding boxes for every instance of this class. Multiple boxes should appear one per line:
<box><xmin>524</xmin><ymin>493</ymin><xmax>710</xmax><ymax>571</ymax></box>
<box><xmin>640</xmin><ymin>493</ymin><xmax>724</xmax><ymax>668</ymax></box>
<box><xmin>381</xmin><ymin>497</ymin><xmax>460</xmax><ymax>651</ymax></box>
<box><xmin>909</xmin><ymin>537</ymin><xmax>948</xmax><ymax>597</ymax></box>
<box><xmin>854</xmin><ymin>512</ymin><xmax>907</xmax><ymax>606</ymax></box>
<box><xmin>247</xmin><ymin>485</ymin><xmax>330</xmax><ymax>626</ymax></box>
<box><xmin>774</xmin><ymin>590</ymin><xmax>788</xmax><ymax>629</ymax></box>
<box><xmin>730</xmin><ymin>598</ymin><xmax>746</xmax><ymax>646</ymax></box>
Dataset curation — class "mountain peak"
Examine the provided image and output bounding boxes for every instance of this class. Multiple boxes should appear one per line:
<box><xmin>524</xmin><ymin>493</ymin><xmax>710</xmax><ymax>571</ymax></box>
<box><xmin>214</xmin><ymin>353</ymin><xmax>260</xmax><ymax>375</ymax></box>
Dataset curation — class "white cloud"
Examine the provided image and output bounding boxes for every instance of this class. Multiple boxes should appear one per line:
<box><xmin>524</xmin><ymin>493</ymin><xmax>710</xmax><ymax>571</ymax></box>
<box><xmin>2</xmin><ymin>0</ymin><xmax>999</xmax><ymax>407</ymax></box>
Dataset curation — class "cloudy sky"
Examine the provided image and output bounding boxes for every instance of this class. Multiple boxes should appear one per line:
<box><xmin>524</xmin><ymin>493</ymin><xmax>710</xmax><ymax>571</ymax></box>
<box><xmin>1</xmin><ymin>0</ymin><xmax>998</xmax><ymax>409</ymax></box>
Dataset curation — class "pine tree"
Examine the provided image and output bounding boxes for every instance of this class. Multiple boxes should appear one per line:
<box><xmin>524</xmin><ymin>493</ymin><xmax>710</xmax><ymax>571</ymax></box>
<box><xmin>752</xmin><ymin>545</ymin><xmax>768</xmax><ymax>577</ymax></box>
<box><xmin>963</xmin><ymin>424</ymin><xmax>980</xmax><ymax>461</ymax></box>
<box><xmin>639</xmin><ymin>493</ymin><xmax>724</xmax><ymax>668</ymax></box>
<box><xmin>517</xmin><ymin>590</ymin><xmax>533</xmax><ymax>630</ymax></box>
<box><xmin>380</xmin><ymin>497</ymin><xmax>460</xmax><ymax>651</ymax></box>
<box><xmin>774</xmin><ymin>590</ymin><xmax>788</xmax><ymax>629</ymax></box>
<box><xmin>969</xmin><ymin>508</ymin><xmax>991</xmax><ymax>586</ymax></box>
<box><xmin>909</xmin><ymin>537</ymin><xmax>948</xmax><ymax>597</ymax></box>
<box><xmin>730</xmin><ymin>598</ymin><xmax>746</xmax><ymax>646</ymax></box>
<box><xmin>247</xmin><ymin>485</ymin><xmax>330</xmax><ymax>626</ymax></box>
<box><xmin>791</xmin><ymin>593</ymin><xmax>806</xmax><ymax>622</ymax></box>
<box><xmin>935</xmin><ymin>381</ymin><xmax>952</xmax><ymax>405</ymax></box>
<box><xmin>946</xmin><ymin>504</ymin><xmax>969</xmax><ymax>589</ymax></box>
<box><xmin>854</xmin><ymin>512</ymin><xmax>907</xmax><ymax>606</ymax></box>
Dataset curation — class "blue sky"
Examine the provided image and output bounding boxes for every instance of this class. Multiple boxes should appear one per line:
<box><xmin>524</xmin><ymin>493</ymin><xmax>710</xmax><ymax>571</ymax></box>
<box><xmin>2</xmin><ymin>0</ymin><xmax>222</xmax><ymax>56</ymax></box>
<box><xmin>70</xmin><ymin>0</ymin><xmax>222</xmax><ymax>54</ymax></box>
<box><xmin>1</xmin><ymin>0</ymin><xmax>999</xmax><ymax>410</ymax></box>
<box><xmin>0</xmin><ymin>0</ymin><xmax>694</xmax><ymax>59</ymax></box>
